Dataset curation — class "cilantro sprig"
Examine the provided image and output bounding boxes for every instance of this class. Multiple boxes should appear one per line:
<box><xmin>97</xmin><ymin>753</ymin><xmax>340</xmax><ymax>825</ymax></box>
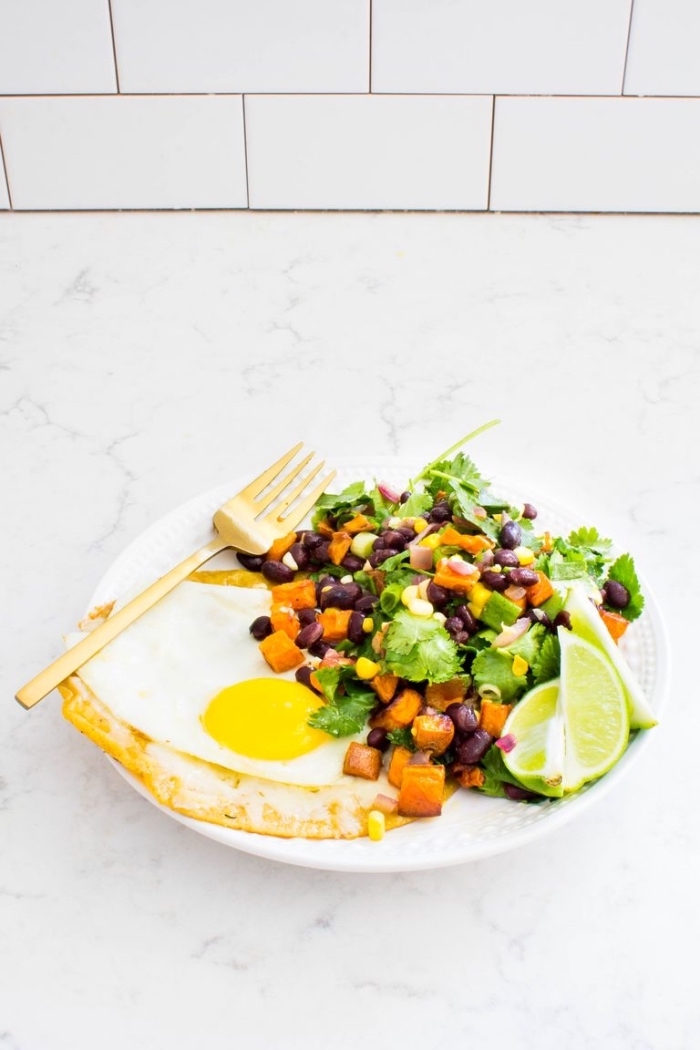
<box><xmin>308</xmin><ymin>666</ymin><xmax>377</xmax><ymax>737</ymax></box>
<box><xmin>607</xmin><ymin>553</ymin><xmax>644</xmax><ymax>621</ymax></box>
<box><xmin>383</xmin><ymin>609</ymin><xmax>461</xmax><ymax>684</ymax></box>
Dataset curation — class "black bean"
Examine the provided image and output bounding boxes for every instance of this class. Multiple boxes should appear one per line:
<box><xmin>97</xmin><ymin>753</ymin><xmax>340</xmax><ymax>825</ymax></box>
<box><xmin>381</xmin><ymin>530</ymin><xmax>406</xmax><ymax>550</ymax></box>
<box><xmin>481</xmin><ymin>569</ymin><xmax>509</xmax><ymax>592</ymax></box>
<box><xmin>302</xmin><ymin>531</ymin><xmax>325</xmax><ymax>550</ymax></box>
<box><xmin>397</xmin><ymin>526</ymin><xmax>416</xmax><ymax>540</ymax></box>
<box><xmin>295</xmin><ymin>665</ymin><xmax>315</xmax><ymax>689</ymax></box>
<box><xmin>367</xmin><ymin>727</ymin><xmax>390</xmax><ymax>752</ymax></box>
<box><xmin>319</xmin><ymin>585</ymin><xmax>357</xmax><ymax>610</ymax></box>
<box><xmin>454</xmin><ymin>604</ymin><xmax>478</xmax><ymax>634</ymax></box>
<box><xmin>347</xmin><ymin>611</ymin><xmax>365</xmax><ymax>645</ymax></box>
<box><xmin>308</xmin><ymin>640</ymin><xmax>331</xmax><ymax>658</ymax></box>
<box><xmin>494</xmin><ymin>548</ymin><xmax>519</xmax><ymax>568</ymax></box>
<box><xmin>249</xmin><ymin>615</ymin><xmax>272</xmax><ymax>640</ymax></box>
<box><xmin>504</xmin><ymin>782</ymin><xmax>540</xmax><ymax>801</ymax></box>
<box><xmin>456</xmin><ymin>729</ymin><xmax>493</xmax><ymax>765</ymax></box>
<box><xmin>287</xmin><ymin>542</ymin><xmax>310</xmax><ymax>571</ymax></box>
<box><xmin>426</xmin><ymin>581</ymin><xmax>449</xmax><ymax>608</ymax></box>
<box><xmin>372</xmin><ymin>535</ymin><xmax>387</xmax><ymax>550</ymax></box>
<box><xmin>296</xmin><ymin>622</ymin><xmax>324</xmax><ymax>648</ymax></box>
<box><xmin>355</xmin><ymin>594</ymin><xmax>379</xmax><ymax>613</ymax></box>
<box><xmin>399</xmin><ymin>491</ymin><xmax>411</xmax><ymax>504</ymax></box>
<box><xmin>297</xmin><ymin>608</ymin><xmax>318</xmax><ymax>627</ymax></box>
<box><xmin>507</xmin><ymin>567</ymin><xmax>539</xmax><ymax>588</ymax></box>
<box><xmin>522</xmin><ymin>503</ymin><xmax>538</xmax><ymax>520</ymax></box>
<box><xmin>499</xmin><ymin>520</ymin><xmax>522</xmax><ymax>550</ymax></box>
<box><xmin>553</xmin><ymin>610</ymin><xmax>573</xmax><ymax>631</ymax></box>
<box><xmin>368</xmin><ymin>549</ymin><xmax>397</xmax><ymax>567</ymax></box>
<box><xmin>428</xmin><ymin>501</ymin><xmax>451</xmax><ymax>523</ymax></box>
<box><xmin>309</xmin><ymin>540</ymin><xmax>330</xmax><ymax>564</ymax></box>
<box><xmin>341</xmin><ymin>553</ymin><xmax>364</xmax><ymax>573</ymax></box>
<box><xmin>445</xmin><ymin>616</ymin><xmax>465</xmax><ymax>639</ymax></box>
<box><xmin>453</xmin><ymin>630</ymin><xmax>471</xmax><ymax>645</ymax></box>
<box><xmin>261</xmin><ymin>560</ymin><xmax>294</xmax><ymax>584</ymax></box>
<box><xmin>236</xmin><ymin>552</ymin><xmax>265</xmax><ymax>571</ymax></box>
<box><xmin>604</xmin><ymin>580</ymin><xmax>630</xmax><ymax>609</ymax></box>
<box><xmin>446</xmin><ymin>702</ymin><xmax>479</xmax><ymax>733</ymax></box>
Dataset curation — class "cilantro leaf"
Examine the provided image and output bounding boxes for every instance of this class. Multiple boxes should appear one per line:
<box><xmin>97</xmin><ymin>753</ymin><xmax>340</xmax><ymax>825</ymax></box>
<box><xmin>383</xmin><ymin>610</ymin><xmax>461</xmax><ymax>684</ymax></box>
<box><xmin>548</xmin><ymin>526</ymin><xmax>613</xmax><ymax>584</ymax></box>
<box><xmin>307</xmin><ymin>666</ymin><xmax>376</xmax><ymax>737</ymax></box>
<box><xmin>399</xmin><ymin>491</ymin><xmax>432</xmax><ymax>518</ymax></box>
<box><xmin>480</xmin><ymin>746</ymin><xmax>543</xmax><ymax>799</ymax></box>
<box><xmin>311</xmin><ymin>481</ymin><xmax>375</xmax><ymax>528</ymax></box>
<box><xmin>387</xmin><ymin>727</ymin><xmax>416</xmax><ymax>750</ymax></box>
<box><xmin>471</xmin><ymin>648</ymin><xmax>528</xmax><ymax>702</ymax></box>
<box><xmin>505</xmin><ymin>623</ymin><xmax>547</xmax><ymax>666</ymax></box>
<box><xmin>531</xmin><ymin>633</ymin><xmax>561</xmax><ymax>685</ymax></box>
<box><xmin>607</xmin><ymin>553</ymin><xmax>645</xmax><ymax>621</ymax></box>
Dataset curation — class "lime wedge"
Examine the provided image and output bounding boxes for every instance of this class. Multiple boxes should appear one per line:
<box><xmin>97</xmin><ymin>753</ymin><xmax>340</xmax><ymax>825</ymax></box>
<box><xmin>501</xmin><ymin>680</ymin><xmax>565</xmax><ymax>798</ymax></box>
<box><xmin>564</xmin><ymin>583</ymin><xmax>657</xmax><ymax>730</ymax></box>
<box><xmin>558</xmin><ymin>629</ymin><xmax>630</xmax><ymax>792</ymax></box>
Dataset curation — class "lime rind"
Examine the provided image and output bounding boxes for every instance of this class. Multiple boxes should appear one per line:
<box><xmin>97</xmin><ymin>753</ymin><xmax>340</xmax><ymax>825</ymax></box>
<box><xmin>502</xmin><ymin>680</ymin><xmax>565</xmax><ymax>798</ymax></box>
<box><xmin>564</xmin><ymin>582</ymin><xmax>657</xmax><ymax>730</ymax></box>
<box><xmin>557</xmin><ymin>629</ymin><xmax>630</xmax><ymax>793</ymax></box>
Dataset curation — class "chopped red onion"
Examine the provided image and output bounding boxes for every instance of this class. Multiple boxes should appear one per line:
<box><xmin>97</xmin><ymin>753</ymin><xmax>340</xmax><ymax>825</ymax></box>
<box><xmin>409</xmin><ymin>545</ymin><xmax>433</xmax><ymax>571</ymax></box>
<box><xmin>378</xmin><ymin>482</ymin><xmax>402</xmax><ymax>504</ymax></box>
<box><xmin>504</xmin><ymin>584</ymin><xmax>527</xmax><ymax>602</ymax></box>
<box><xmin>447</xmin><ymin>557</ymin><xmax>479</xmax><ymax>577</ymax></box>
<box><xmin>407</xmin><ymin>522</ymin><xmax>439</xmax><ymax>547</ymax></box>
<box><xmin>496</xmin><ymin>733</ymin><xmax>517</xmax><ymax>753</ymax></box>
<box><xmin>491</xmin><ymin>616</ymin><xmax>531</xmax><ymax>648</ymax></box>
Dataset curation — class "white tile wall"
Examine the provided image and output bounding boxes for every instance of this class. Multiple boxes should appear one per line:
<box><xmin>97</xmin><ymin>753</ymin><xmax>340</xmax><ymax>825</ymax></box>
<box><xmin>490</xmin><ymin>97</ymin><xmax>700</xmax><ymax>213</ymax></box>
<box><xmin>245</xmin><ymin>94</ymin><xmax>493</xmax><ymax>211</ymax></box>
<box><xmin>0</xmin><ymin>96</ymin><xmax>247</xmax><ymax>210</ymax></box>
<box><xmin>372</xmin><ymin>0</ymin><xmax>632</xmax><ymax>96</ymax></box>
<box><xmin>624</xmin><ymin>1</ymin><xmax>700</xmax><ymax>97</ymax></box>
<box><xmin>111</xmin><ymin>0</ymin><xmax>369</xmax><ymax>93</ymax></box>
<box><xmin>0</xmin><ymin>0</ymin><xmax>116</xmax><ymax>95</ymax></box>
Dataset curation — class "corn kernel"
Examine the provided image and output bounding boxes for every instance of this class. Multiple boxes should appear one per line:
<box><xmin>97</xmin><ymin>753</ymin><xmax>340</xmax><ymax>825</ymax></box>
<box><xmin>413</xmin><ymin>518</ymin><xmax>428</xmax><ymax>533</ymax></box>
<box><xmin>418</xmin><ymin>579</ymin><xmax>430</xmax><ymax>600</ymax></box>
<box><xmin>356</xmin><ymin>656</ymin><xmax>381</xmax><ymax>679</ymax></box>
<box><xmin>419</xmin><ymin>533</ymin><xmax>441</xmax><ymax>550</ymax></box>
<box><xmin>401</xmin><ymin>584</ymin><xmax>419</xmax><ymax>605</ymax></box>
<box><xmin>368</xmin><ymin>809</ymin><xmax>386</xmax><ymax>841</ymax></box>
<box><xmin>407</xmin><ymin>597</ymin><xmax>434</xmax><ymax>618</ymax></box>
<box><xmin>362</xmin><ymin>617</ymin><xmax>374</xmax><ymax>633</ymax></box>
<box><xmin>388</xmin><ymin>516</ymin><xmax>402</xmax><ymax>528</ymax></box>
<box><xmin>432</xmin><ymin>611</ymin><xmax>447</xmax><ymax>625</ymax></box>
<box><xmin>514</xmin><ymin>546</ymin><xmax>535</xmax><ymax>566</ymax></box>
<box><xmin>512</xmin><ymin>655</ymin><xmax>529</xmax><ymax>676</ymax></box>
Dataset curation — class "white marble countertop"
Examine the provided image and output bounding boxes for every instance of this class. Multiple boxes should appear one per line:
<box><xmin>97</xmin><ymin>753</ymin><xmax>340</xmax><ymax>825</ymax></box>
<box><xmin>2</xmin><ymin>211</ymin><xmax>697</xmax><ymax>1049</ymax></box>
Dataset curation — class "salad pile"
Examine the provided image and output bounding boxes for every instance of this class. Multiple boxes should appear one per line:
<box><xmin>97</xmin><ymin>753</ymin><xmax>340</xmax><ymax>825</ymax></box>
<box><xmin>240</xmin><ymin>425</ymin><xmax>651</xmax><ymax>819</ymax></box>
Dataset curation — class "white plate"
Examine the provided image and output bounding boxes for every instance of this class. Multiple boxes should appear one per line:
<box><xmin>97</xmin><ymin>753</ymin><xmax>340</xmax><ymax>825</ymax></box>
<box><xmin>87</xmin><ymin>458</ymin><xmax>669</xmax><ymax>873</ymax></box>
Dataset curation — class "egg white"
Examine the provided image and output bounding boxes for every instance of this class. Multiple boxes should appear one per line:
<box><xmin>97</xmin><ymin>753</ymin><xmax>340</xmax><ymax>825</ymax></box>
<box><xmin>66</xmin><ymin>581</ymin><xmax>362</xmax><ymax>787</ymax></box>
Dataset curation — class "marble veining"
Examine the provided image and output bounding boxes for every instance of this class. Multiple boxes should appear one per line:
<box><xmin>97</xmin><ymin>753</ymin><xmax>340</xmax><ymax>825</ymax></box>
<box><xmin>1</xmin><ymin>211</ymin><xmax>698</xmax><ymax>1050</ymax></box>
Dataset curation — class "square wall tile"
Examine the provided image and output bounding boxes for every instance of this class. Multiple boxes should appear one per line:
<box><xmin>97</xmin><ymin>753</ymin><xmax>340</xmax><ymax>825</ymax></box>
<box><xmin>0</xmin><ymin>0</ymin><xmax>116</xmax><ymax>94</ymax></box>
<box><xmin>490</xmin><ymin>97</ymin><xmax>700</xmax><ymax>213</ymax></box>
<box><xmin>245</xmin><ymin>94</ymin><xmax>493</xmax><ymax>210</ymax></box>
<box><xmin>372</xmin><ymin>0</ymin><xmax>632</xmax><ymax>95</ymax></box>
<box><xmin>625</xmin><ymin>0</ymin><xmax>700</xmax><ymax>96</ymax></box>
<box><xmin>111</xmin><ymin>0</ymin><xmax>369</xmax><ymax>93</ymax></box>
<box><xmin>0</xmin><ymin>96</ymin><xmax>247</xmax><ymax>210</ymax></box>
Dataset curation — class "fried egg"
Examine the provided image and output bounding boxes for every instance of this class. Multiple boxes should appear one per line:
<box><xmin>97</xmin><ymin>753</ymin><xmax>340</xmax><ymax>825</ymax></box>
<box><xmin>65</xmin><ymin>581</ymin><xmax>360</xmax><ymax>787</ymax></box>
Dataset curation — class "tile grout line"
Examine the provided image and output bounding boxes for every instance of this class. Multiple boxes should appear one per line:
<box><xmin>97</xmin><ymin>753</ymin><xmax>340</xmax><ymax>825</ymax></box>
<box><xmin>0</xmin><ymin>131</ymin><xmax>13</xmax><ymax>209</ymax></box>
<box><xmin>242</xmin><ymin>95</ymin><xmax>251</xmax><ymax>209</ymax></box>
<box><xmin>107</xmin><ymin>0</ymin><xmax>121</xmax><ymax>93</ymax></box>
<box><xmin>1</xmin><ymin>90</ymin><xmax>700</xmax><ymax>100</ymax></box>
<box><xmin>486</xmin><ymin>96</ymin><xmax>496</xmax><ymax>211</ymax></box>
<box><xmin>621</xmin><ymin>0</ymin><xmax>636</xmax><ymax>95</ymax></box>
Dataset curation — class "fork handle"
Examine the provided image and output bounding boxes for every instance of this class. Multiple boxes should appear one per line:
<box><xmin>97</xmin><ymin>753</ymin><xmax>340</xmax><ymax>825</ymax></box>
<box><xmin>16</xmin><ymin>538</ymin><xmax>228</xmax><ymax>710</ymax></box>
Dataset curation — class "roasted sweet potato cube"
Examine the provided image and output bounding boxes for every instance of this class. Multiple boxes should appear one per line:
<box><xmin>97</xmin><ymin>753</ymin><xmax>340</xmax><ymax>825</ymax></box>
<box><xmin>270</xmin><ymin>579</ymin><xmax>317</xmax><ymax>610</ymax></box>
<box><xmin>387</xmin><ymin>746</ymin><xmax>412</xmax><ymax>788</ymax></box>
<box><xmin>478</xmin><ymin>699</ymin><xmax>513</xmax><ymax>737</ymax></box>
<box><xmin>411</xmin><ymin>712</ymin><xmax>455</xmax><ymax>756</ymax></box>
<box><xmin>397</xmin><ymin>764</ymin><xmax>445</xmax><ymax>817</ymax></box>
<box><xmin>425</xmin><ymin>677</ymin><xmax>467</xmax><ymax>712</ymax></box>
<box><xmin>371</xmin><ymin>672</ymin><xmax>399</xmax><ymax>704</ymax></box>
<box><xmin>599</xmin><ymin>607</ymin><xmax>629</xmax><ymax>642</ymax></box>
<box><xmin>369</xmin><ymin>687</ymin><xmax>423</xmax><ymax>731</ymax></box>
<box><xmin>328</xmin><ymin>531</ymin><xmax>353</xmax><ymax>565</ymax></box>
<box><xmin>343</xmin><ymin>742</ymin><xmax>382</xmax><ymax>781</ymax></box>
<box><xmin>266</xmin><ymin>531</ymin><xmax>298</xmax><ymax>561</ymax></box>
<box><xmin>270</xmin><ymin>603</ymin><xmax>300</xmax><ymax>640</ymax></box>
<box><xmin>318</xmin><ymin>607</ymin><xmax>352</xmax><ymax>642</ymax></box>
<box><xmin>455</xmin><ymin>765</ymin><xmax>486</xmax><ymax>789</ymax></box>
<box><xmin>259</xmin><ymin>630</ymin><xmax>304</xmax><ymax>673</ymax></box>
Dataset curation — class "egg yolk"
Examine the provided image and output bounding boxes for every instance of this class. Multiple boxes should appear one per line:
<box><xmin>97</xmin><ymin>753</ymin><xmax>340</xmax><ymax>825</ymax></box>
<box><xmin>201</xmin><ymin>678</ymin><xmax>330</xmax><ymax>761</ymax></box>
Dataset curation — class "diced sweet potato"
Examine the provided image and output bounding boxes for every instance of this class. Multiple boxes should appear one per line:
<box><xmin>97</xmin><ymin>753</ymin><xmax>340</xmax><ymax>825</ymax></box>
<box><xmin>599</xmin><ymin>607</ymin><xmax>629</xmax><ymax>642</ymax></box>
<box><xmin>343</xmin><ymin>513</ymin><xmax>373</xmax><ymax>535</ymax></box>
<box><xmin>411</xmin><ymin>712</ymin><xmax>455</xmax><ymax>756</ymax></box>
<box><xmin>259</xmin><ymin>630</ymin><xmax>304</xmax><ymax>672</ymax></box>
<box><xmin>317</xmin><ymin>607</ymin><xmax>353</xmax><ymax>642</ymax></box>
<box><xmin>478</xmin><ymin>699</ymin><xmax>513</xmax><ymax>737</ymax></box>
<box><xmin>397</xmin><ymin>764</ymin><xmax>445</xmax><ymax>817</ymax></box>
<box><xmin>439</xmin><ymin>525</ymin><xmax>493</xmax><ymax>555</ymax></box>
<box><xmin>369</xmin><ymin>687</ymin><xmax>423</xmax><ymax>731</ymax></box>
<box><xmin>270</xmin><ymin>579</ymin><xmax>317</xmax><ymax>610</ymax></box>
<box><xmin>270</xmin><ymin>603</ymin><xmax>300</xmax><ymax>641</ymax></box>
<box><xmin>266</xmin><ymin>531</ymin><xmax>298</xmax><ymax>562</ymax></box>
<box><xmin>328</xmin><ymin>531</ymin><xmax>353</xmax><ymax>565</ymax></box>
<box><xmin>343</xmin><ymin>742</ymin><xmax>382</xmax><ymax>780</ymax></box>
<box><xmin>455</xmin><ymin>765</ymin><xmax>486</xmax><ymax>789</ymax></box>
<box><xmin>432</xmin><ymin>563</ymin><xmax>480</xmax><ymax>594</ymax></box>
<box><xmin>524</xmin><ymin>570</ymin><xmax>554</xmax><ymax>607</ymax></box>
<box><xmin>425</xmin><ymin>677</ymin><xmax>467</xmax><ymax>711</ymax></box>
<box><xmin>371</xmin><ymin>672</ymin><xmax>400</xmax><ymax>704</ymax></box>
<box><xmin>388</xmin><ymin>746</ymin><xmax>412</xmax><ymax>788</ymax></box>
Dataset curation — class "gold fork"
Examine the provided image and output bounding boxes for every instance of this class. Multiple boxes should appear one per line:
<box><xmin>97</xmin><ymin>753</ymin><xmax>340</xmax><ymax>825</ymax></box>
<box><xmin>16</xmin><ymin>443</ymin><xmax>336</xmax><ymax>710</ymax></box>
